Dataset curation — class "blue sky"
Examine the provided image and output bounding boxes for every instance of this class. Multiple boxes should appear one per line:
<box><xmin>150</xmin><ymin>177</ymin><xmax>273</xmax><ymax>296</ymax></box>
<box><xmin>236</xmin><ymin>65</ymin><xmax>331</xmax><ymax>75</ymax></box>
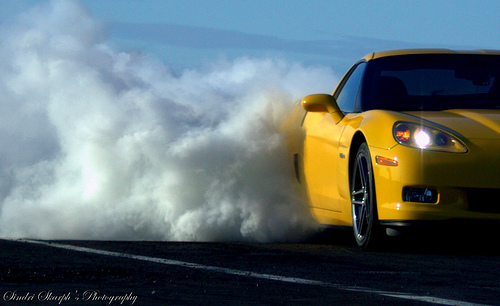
<box><xmin>3</xmin><ymin>0</ymin><xmax>500</xmax><ymax>71</ymax></box>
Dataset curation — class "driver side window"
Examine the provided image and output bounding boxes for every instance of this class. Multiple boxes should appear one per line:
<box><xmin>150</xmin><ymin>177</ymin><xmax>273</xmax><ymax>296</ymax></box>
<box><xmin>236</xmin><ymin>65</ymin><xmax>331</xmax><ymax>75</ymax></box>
<box><xmin>334</xmin><ymin>62</ymin><xmax>366</xmax><ymax>113</ymax></box>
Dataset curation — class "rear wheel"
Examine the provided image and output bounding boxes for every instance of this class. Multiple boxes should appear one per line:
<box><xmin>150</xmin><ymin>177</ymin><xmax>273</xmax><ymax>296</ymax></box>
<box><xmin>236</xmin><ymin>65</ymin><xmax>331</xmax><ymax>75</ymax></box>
<box><xmin>351</xmin><ymin>142</ymin><xmax>381</xmax><ymax>249</ymax></box>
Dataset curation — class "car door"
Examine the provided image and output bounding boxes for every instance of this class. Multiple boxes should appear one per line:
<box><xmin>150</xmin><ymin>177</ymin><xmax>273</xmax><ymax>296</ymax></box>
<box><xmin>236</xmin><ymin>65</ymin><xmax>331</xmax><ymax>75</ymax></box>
<box><xmin>302</xmin><ymin>62</ymin><xmax>366</xmax><ymax>213</ymax></box>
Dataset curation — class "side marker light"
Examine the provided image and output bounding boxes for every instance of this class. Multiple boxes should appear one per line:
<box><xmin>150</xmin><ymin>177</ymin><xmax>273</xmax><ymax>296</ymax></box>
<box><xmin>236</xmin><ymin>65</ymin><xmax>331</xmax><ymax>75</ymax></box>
<box><xmin>376</xmin><ymin>156</ymin><xmax>398</xmax><ymax>166</ymax></box>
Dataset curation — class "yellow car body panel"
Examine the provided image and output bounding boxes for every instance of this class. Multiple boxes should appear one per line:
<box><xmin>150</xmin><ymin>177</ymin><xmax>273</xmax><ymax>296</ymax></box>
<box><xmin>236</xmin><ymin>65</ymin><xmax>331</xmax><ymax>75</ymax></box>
<box><xmin>285</xmin><ymin>49</ymin><xmax>500</xmax><ymax>239</ymax></box>
<box><xmin>362</xmin><ymin>48</ymin><xmax>500</xmax><ymax>62</ymax></box>
<box><xmin>296</xmin><ymin>106</ymin><xmax>500</xmax><ymax>225</ymax></box>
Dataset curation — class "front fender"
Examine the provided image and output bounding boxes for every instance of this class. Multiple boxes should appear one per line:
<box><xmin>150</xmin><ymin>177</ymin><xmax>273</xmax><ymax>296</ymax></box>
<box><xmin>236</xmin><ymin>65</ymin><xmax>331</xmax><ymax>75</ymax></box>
<box><xmin>336</xmin><ymin>110</ymin><xmax>413</xmax><ymax>207</ymax></box>
<box><xmin>347</xmin><ymin>110</ymin><xmax>413</xmax><ymax>150</ymax></box>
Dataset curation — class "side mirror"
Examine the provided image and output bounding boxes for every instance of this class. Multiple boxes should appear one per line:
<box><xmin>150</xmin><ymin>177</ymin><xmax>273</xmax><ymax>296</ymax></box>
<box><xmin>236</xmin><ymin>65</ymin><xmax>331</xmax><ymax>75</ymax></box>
<box><xmin>301</xmin><ymin>94</ymin><xmax>344</xmax><ymax>123</ymax></box>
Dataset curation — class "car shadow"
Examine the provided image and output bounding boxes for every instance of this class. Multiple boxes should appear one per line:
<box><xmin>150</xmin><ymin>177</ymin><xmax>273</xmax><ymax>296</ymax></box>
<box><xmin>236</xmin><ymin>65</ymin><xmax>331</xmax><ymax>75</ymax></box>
<box><xmin>301</xmin><ymin>224</ymin><xmax>499</xmax><ymax>255</ymax></box>
<box><xmin>380</xmin><ymin>225</ymin><xmax>499</xmax><ymax>255</ymax></box>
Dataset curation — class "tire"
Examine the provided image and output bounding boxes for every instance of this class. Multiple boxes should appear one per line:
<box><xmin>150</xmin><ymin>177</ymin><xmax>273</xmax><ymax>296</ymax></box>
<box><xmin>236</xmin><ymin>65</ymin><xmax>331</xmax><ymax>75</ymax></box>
<box><xmin>350</xmin><ymin>142</ymin><xmax>382</xmax><ymax>249</ymax></box>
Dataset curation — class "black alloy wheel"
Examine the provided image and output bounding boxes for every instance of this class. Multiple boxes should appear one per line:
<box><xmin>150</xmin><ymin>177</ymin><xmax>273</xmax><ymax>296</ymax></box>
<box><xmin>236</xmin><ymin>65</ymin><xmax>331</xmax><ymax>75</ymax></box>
<box><xmin>351</xmin><ymin>142</ymin><xmax>381</xmax><ymax>249</ymax></box>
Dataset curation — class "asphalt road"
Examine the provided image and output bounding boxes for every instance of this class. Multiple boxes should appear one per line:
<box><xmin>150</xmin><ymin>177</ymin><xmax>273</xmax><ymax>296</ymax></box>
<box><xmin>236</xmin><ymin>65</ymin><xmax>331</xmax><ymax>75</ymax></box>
<box><xmin>0</xmin><ymin>229</ymin><xmax>498</xmax><ymax>305</ymax></box>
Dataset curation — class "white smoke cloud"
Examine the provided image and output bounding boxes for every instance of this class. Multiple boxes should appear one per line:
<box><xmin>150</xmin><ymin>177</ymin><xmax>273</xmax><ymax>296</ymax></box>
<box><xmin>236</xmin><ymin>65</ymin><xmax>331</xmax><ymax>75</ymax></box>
<box><xmin>0</xmin><ymin>0</ymin><xmax>338</xmax><ymax>241</ymax></box>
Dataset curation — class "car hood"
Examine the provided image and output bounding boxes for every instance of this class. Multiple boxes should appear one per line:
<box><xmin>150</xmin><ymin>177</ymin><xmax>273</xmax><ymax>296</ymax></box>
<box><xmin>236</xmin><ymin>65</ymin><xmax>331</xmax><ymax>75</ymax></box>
<box><xmin>404</xmin><ymin>109</ymin><xmax>500</xmax><ymax>140</ymax></box>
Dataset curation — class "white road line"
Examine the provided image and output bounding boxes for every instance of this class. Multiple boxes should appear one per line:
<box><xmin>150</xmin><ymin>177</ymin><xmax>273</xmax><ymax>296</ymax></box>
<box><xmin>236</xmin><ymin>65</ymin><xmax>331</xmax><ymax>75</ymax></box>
<box><xmin>17</xmin><ymin>239</ymin><xmax>486</xmax><ymax>306</ymax></box>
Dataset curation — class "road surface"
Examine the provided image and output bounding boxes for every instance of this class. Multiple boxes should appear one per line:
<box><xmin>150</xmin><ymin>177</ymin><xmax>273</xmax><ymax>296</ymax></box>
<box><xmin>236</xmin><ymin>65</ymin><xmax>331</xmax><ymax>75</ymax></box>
<box><xmin>0</xmin><ymin>229</ymin><xmax>498</xmax><ymax>305</ymax></box>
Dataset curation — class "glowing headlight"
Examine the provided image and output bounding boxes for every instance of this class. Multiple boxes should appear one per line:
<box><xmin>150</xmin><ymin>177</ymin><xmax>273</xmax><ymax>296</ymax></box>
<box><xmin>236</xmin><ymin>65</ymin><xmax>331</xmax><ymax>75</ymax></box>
<box><xmin>393</xmin><ymin>122</ymin><xmax>467</xmax><ymax>153</ymax></box>
<box><xmin>414</xmin><ymin>130</ymin><xmax>431</xmax><ymax>148</ymax></box>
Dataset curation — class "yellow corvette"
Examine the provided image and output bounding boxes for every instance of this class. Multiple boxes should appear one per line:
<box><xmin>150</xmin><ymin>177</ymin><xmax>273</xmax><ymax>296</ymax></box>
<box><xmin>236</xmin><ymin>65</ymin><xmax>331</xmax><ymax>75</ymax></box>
<box><xmin>286</xmin><ymin>49</ymin><xmax>500</xmax><ymax>249</ymax></box>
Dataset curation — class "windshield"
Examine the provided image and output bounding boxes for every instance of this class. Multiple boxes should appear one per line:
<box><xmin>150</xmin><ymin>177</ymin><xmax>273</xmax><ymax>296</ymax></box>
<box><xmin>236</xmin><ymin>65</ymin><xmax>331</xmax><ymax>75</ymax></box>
<box><xmin>363</xmin><ymin>54</ymin><xmax>500</xmax><ymax>111</ymax></box>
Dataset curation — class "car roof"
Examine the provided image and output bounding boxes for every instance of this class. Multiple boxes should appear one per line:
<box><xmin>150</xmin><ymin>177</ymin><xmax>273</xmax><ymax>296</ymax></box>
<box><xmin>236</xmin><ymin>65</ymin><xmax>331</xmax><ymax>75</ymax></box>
<box><xmin>362</xmin><ymin>49</ymin><xmax>500</xmax><ymax>61</ymax></box>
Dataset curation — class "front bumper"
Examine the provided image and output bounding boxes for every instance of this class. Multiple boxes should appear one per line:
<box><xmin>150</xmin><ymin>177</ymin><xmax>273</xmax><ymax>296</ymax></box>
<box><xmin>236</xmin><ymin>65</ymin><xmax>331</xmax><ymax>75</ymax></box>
<box><xmin>370</xmin><ymin>139</ymin><xmax>500</xmax><ymax>222</ymax></box>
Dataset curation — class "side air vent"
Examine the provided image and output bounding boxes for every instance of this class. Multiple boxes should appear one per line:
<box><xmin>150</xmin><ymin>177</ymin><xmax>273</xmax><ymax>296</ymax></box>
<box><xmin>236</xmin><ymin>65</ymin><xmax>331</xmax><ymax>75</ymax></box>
<box><xmin>293</xmin><ymin>153</ymin><xmax>300</xmax><ymax>183</ymax></box>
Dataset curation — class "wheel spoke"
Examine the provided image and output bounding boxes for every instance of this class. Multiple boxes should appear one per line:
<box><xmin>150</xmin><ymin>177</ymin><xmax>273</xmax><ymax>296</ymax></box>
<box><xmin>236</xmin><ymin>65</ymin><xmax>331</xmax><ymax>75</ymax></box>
<box><xmin>357</xmin><ymin>205</ymin><xmax>367</xmax><ymax>233</ymax></box>
<box><xmin>359</xmin><ymin>158</ymin><xmax>368</xmax><ymax>190</ymax></box>
<box><xmin>352</xmin><ymin>189</ymin><xmax>364</xmax><ymax>196</ymax></box>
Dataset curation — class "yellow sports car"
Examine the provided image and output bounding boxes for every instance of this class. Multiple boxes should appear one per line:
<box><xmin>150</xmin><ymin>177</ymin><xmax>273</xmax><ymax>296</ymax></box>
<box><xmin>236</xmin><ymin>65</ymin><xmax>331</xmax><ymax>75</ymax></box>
<box><xmin>286</xmin><ymin>49</ymin><xmax>500</xmax><ymax>249</ymax></box>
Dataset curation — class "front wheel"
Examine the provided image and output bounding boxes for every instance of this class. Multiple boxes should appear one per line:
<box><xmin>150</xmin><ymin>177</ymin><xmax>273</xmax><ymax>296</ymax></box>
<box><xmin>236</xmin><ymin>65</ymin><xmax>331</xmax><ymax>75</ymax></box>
<box><xmin>350</xmin><ymin>143</ymin><xmax>382</xmax><ymax>249</ymax></box>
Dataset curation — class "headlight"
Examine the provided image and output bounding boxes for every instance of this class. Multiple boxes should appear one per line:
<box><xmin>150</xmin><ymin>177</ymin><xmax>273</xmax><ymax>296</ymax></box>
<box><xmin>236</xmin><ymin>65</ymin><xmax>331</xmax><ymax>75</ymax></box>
<box><xmin>393</xmin><ymin>122</ymin><xmax>467</xmax><ymax>153</ymax></box>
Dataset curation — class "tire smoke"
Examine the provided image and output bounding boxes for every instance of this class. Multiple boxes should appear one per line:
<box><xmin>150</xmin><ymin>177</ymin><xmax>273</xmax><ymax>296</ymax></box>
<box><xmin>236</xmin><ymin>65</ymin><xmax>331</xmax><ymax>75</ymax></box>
<box><xmin>0</xmin><ymin>0</ymin><xmax>337</xmax><ymax>241</ymax></box>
